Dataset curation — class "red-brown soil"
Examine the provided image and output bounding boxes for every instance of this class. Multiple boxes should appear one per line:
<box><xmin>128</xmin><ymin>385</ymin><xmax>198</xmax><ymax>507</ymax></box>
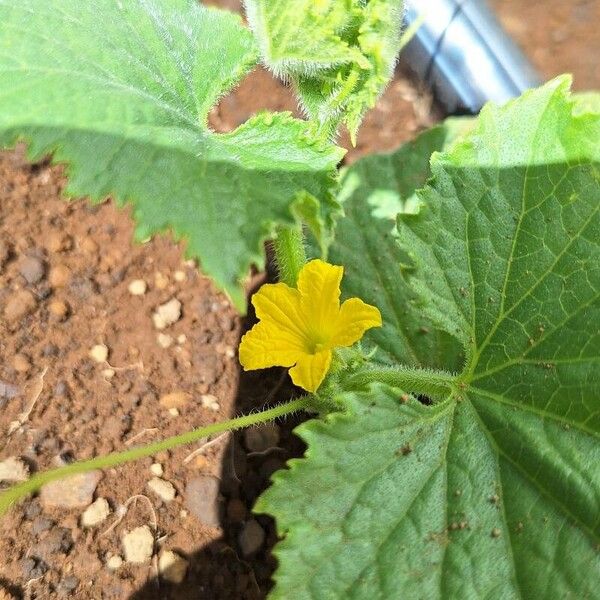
<box><xmin>0</xmin><ymin>1</ymin><xmax>598</xmax><ymax>599</ymax></box>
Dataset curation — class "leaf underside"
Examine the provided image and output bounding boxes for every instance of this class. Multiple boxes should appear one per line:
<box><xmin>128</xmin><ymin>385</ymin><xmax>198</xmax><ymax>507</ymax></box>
<box><xmin>258</xmin><ymin>78</ymin><xmax>600</xmax><ymax>599</ymax></box>
<box><xmin>0</xmin><ymin>0</ymin><xmax>344</xmax><ymax>310</ymax></box>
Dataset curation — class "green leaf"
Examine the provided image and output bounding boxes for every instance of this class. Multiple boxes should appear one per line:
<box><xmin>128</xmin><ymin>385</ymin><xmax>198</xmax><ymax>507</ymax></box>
<box><xmin>327</xmin><ymin>121</ymin><xmax>469</xmax><ymax>368</ymax></box>
<box><xmin>245</xmin><ymin>0</ymin><xmax>405</xmax><ymax>140</ymax></box>
<box><xmin>0</xmin><ymin>0</ymin><xmax>344</xmax><ymax>310</ymax></box>
<box><xmin>258</xmin><ymin>77</ymin><xmax>600</xmax><ymax>598</ymax></box>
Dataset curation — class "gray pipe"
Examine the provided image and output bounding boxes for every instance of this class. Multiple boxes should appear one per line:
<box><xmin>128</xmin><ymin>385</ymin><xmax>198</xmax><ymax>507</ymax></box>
<box><xmin>401</xmin><ymin>0</ymin><xmax>541</xmax><ymax>114</ymax></box>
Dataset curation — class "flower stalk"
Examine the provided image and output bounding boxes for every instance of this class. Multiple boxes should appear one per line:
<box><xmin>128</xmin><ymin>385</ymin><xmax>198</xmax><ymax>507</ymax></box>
<box><xmin>0</xmin><ymin>397</ymin><xmax>310</xmax><ymax>517</ymax></box>
<box><xmin>273</xmin><ymin>225</ymin><xmax>307</xmax><ymax>287</ymax></box>
<box><xmin>345</xmin><ymin>366</ymin><xmax>457</xmax><ymax>401</ymax></box>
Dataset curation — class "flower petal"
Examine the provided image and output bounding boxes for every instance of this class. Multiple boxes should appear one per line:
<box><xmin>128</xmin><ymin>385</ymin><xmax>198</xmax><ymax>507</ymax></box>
<box><xmin>331</xmin><ymin>297</ymin><xmax>382</xmax><ymax>347</ymax></box>
<box><xmin>239</xmin><ymin>320</ymin><xmax>305</xmax><ymax>370</ymax></box>
<box><xmin>251</xmin><ymin>282</ymin><xmax>307</xmax><ymax>341</ymax></box>
<box><xmin>288</xmin><ymin>350</ymin><xmax>332</xmax><ymax>393</ymax></box>
<box><xmin>297</xmin><ymin>260</ymin><xmax>343</xmax><ymax>335</ymax></box>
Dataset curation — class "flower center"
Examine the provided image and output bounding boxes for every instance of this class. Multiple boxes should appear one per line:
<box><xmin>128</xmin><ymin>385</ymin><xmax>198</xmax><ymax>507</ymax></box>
<box><xmin>306</xmin><ymin>332</ymin><xmax>329</xmax><ymax>354</ymax></box>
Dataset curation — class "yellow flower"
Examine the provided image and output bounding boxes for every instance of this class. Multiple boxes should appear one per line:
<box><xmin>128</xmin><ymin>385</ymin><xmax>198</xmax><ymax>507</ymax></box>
<box><xmin>239</xmin><ymin>259</ymin><xmax>382</xmax><ymax>393</ymax></box>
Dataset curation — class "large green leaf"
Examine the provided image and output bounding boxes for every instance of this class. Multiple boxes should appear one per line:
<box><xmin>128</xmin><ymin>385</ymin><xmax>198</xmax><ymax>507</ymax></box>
<box><xmin>258</xmin><ymin>77</ymin><xmax>600</xmax><ymax>598</ymax></box>
<box><xmin>245</xmin><ymin>0</ymin><xmax>404</xmax><ymax>140</ymax></box>
<box><xmin>0</xmin><ymin>0</ymin><xmax>343</xmax><ymax>310</ymax></box>
<box><xmin>328</xmin><ymin>122</ymin><xmax>467</xmax><ymax>368</ymax></box>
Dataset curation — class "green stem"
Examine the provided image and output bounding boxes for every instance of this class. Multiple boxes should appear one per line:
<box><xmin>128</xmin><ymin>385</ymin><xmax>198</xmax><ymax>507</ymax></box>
<box><xmin>273</xmin><ymin>225</ymin><xmax>306</xmax><ymax>286</ymax></box>
<box><xmin>0</xmin><ymin>397</ymin><xmax>309</xmax><ymax>517</ymax></box>
<box><xmin>345</xmin><ymin>366</ymin><xmax>456</xmax><ymax>401</ymax></box>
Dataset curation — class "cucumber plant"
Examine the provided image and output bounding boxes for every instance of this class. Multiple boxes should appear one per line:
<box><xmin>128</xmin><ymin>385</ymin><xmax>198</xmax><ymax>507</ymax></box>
<box><xmin>0</xmin><ymin>1</ymin><xmax>598</xmax><ymax>598</ymax></box>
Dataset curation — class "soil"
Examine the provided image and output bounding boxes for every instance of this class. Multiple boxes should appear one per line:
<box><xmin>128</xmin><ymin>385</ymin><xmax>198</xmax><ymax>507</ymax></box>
<box><xmin>0</xmin><ymin>1</ymin><xmax>599</xmax><ymax>599</ymax></box>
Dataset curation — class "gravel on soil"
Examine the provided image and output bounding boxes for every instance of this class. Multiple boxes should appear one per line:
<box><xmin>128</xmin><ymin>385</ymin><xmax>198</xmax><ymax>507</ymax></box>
<box><xmin>0</xmin><ymin>1</ymin><xmax>598</xmax><ymax>598</ymax></box>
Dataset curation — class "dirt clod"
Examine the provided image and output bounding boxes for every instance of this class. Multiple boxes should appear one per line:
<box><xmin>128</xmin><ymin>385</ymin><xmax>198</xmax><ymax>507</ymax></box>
<box><xmin>157</xmin><ymin>333</ymin><xmax>174</xmax><ymax>348</ymax></box>
<box><xmin>89</xmin><ymin>344</ymin><xmax>109</xmax><ymax>363</ymax></box>
<box><xmin>3</xmin><ymin>289</ymin><xmax>37</xmax><ymax>322</ymax></box>
<box><xmin>122</xmin><ymin>525</ymin><xmax>154</xmax><ymax>564</ymax></box>
<box><xmin>37</xmin><ymin>526</ymin><xmax>73</xmax><ymax>557</ymax></box>
<box><xmin>40</xmin><ymin>471</ymin><xmax>102</xmax><ymax>509</ymax></box>
<box><xmin>20</xmin><ymin>556</ymin><xmax>48</xmax><ymax>580</ymax></box>
<box><xmin>152</xmin><ymin>297</ymin><xmax>182</xmax><ymax>329</ymax></box>
<box><xmin>48</xmin><ymin>299</ymin><xmax>69</xmax><ymax>321</ymax></box>
<box><xmin>147</xmin><ymin>477</ymin><xmax>177</xmax><ymax>503</ymax></box>
<box><xmin>46</xmin><ymin>231</ymin><xmax>73</xmax><ymax>253</ymax></box>
<box><xmin>158</xmin><ymin>550</ymin><xmax>189</xmax><ymax>584</ymax></box>
<box><xmin>0</xmin><ymin>456</ymin><xmax>29</xmax><ymax>482</ymax></box>
<box><xmin>12</xmin><ymin>353</ymin><xmax>31</xmax><ymax>373</ymax></box>
<box><xmin>81</xmin><ymin>497</ymin><xmax>111</xmax><ymax>528</ymax></box>
<box><xmin>106</xmin><ymin>555</ymin><xmax>123</xmax><ymax>571</ymax></box>
<box><xmin>185</xmin><ymin>475</ymin><xmax>222</xmax><ymax>528</ymax></box>
<box><xmin>127</xmin><ymin>279</ymin><xmax>147</xmax><ymax>296</ymax></box>
<box><xmin>159</xmin><ymin>391</ymin><xmax>190</xmax><ymax>410</ymax></box>
<box><xmin>18</xmin><ymin>255</ymin><xmax>45</xmax><ymax>284</ymax></box>
<box><xmin>149</xmin><ymin>463</ymin><xmax>163</xmax><ymax>477</ymax></box>
<box><xmin>48</xmin><ymin>264</ymin><xmax>71</xmax><ymax>288</ymax></box>
<box><xmin>238</xmin><ymin>519</ymin><xmax>266</xmax><ymax>557</ymax></box>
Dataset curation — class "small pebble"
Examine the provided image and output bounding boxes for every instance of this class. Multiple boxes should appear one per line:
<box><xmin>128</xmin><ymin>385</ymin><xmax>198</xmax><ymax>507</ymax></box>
<box><xmin>128</xmin><ymin>279</ymin><xmax>147</xmax><ymax>296</ymax></box>
<box><xmin>201</xmin><ymin>394</ymin><xmax>220</xmax><ymax>412</ymax></box>
<box><xmin>13</xmin><ymin>353</ymin><xmax>31</xmax><ymax>373</ymax></box>
<box><xmin>47</xmin><ymin>232</ymin><xmax>72</xmax><ymax>253</ymax></box>
<box><xmin>20</xmin><ymin>556</ymin><xmax>48</xmax><ymax>580</ymax></box>
<box><xmin>122</xmin><ymin>525</ymin><xmax>154</xmax><ymax>564</ymax></box>
<box><xmin>184</xmin><ymin>475</ymin><xmax>222</xmax><ymax>527</ymax></box>
<box><xmin>89</xmin><ymin>344</ymin><xmax>109</xmax><ymax>363</ymax></box>
<box><xmin>147</xmin><ymin>477</ymin><xmax>176</xmax><ymax>503</ymax></box>
<box><xmin>57</xmin><ymin>575</ymin><xmax>79</xmax><ymax>595</ymax></box>
<box><xmin>49</xmin><ymin>299</ymin><xmax>69</xmax><ymax>321</ymax></box>
<box><xmin>40</xmin><ymin>471</ymin><xmax>102</xmax><ymax>509</ymax></box>
<box><xmin>159</xmin><ymin>391</ymin><xmax>190</xmax><ymax>409</ymax></box>
<box><xmin>4</xmin><ymin>289</ymin><xmax>37</xmax><ymax>322</ymax></box>
<box><xmin>80</xmin><ymin>237</ymin><xmax>99</xmax><ymax>255</ymax></box>
<box><xmin>173</xmin><ymin>270</ymin><xmax>186</xmax><ymax>282</ymax></box>
<box><xmin>177</xmin><ymin>334</ymin><xmax>187</xmax><ymax>344</ymax></box>
<box><xmin>157</xmin><ymin>333</ymin><xmax>173</xmax><ymax>349</ymax></box>
<box><xmin>154</xmin><ymin>272</ymin><xmax>169</xmax><ymax>290</ymax></box>
<box><xmin>81</xmin><ymin>497</ymin><xmax>111</xmax><ymax>528</ymax></box>
<box><xmin>49</xmin><ymin>264</ymin><xmax>71</xmax><ymax>288</ymax></box>
<box><xmin>238</xmin><ymin>519</ymin><xmax>265</xmax><ymax>556</ymax></box>
<box><xmin>152</xmin><ymin>298</ymin><xmax>181</xmax><ymax>330</ymax></box>
<box><xmin>0</xmin><ymin>457</ymin><xmax>29</xmax><ymax>482</ymax></box>
<box><xmin>150</xmin><ymin>463</ymin><xmax>164</xmax><ymax>477</ymax></box>
<box><xmin>491</xmin><ymin>528</ymin><xmax>502</xmax><ymax>538</ymax></box>
<box><xmin>158</xmin><ymin>550</ymin><xmax>189</xmax><ymax>584</ymax></box>
<box><xmin>106</xmin><ymin>555</ymin><xmax>123</xmax><ymax>571</ymax></box>
<box><xmin>101</xmin><ymin>368</ymin><xmax>116</xmax><ymax>380</ymax></box>
<box><xmin>31</xmin><ymin>516</ymin><xmax>54</xmax><ymax>535</ymax></box>
<box><xmin>168</xmin><ymin>407</ymin><xmax>180</xmax><ymax>417</ymax></box>
<box><xmin>18</xmin><ymin>255</ymin><xmax>45</xmax><ymax>284</ymax></box>
<box><xmin>244</xmin><ymin>423</ymin><xmax>280</xmax><ymax>453</ymax></box>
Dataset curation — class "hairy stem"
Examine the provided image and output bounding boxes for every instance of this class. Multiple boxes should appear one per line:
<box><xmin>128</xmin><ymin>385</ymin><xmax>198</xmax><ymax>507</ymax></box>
<box><xmin>0</xmin><ymin>397</ymin><xmax>309</xmax><ymax>517</ymax></box>
<box><xmin>273</xmin><ymin>225</ymin><xmax>306</xmax><ymax>286</ymax></box>
<box><xmin>345</xmin><ymin>366</ymin><xmax>456</xmax><ymax>401</ymax></box>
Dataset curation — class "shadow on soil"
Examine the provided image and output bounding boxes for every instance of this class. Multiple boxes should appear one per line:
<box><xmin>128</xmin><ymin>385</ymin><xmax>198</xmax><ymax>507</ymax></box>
<box><xmin>130</xmin><ymin>264</ymin><xmax>307</xmax><ymax>600</ymax></box>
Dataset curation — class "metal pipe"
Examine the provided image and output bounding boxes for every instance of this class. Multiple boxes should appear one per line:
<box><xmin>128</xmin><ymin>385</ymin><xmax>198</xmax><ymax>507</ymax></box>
<box><xmin>400</xmin><ymin>0</ymin><xmax>541</xmax><ymax>114</ymax></box>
